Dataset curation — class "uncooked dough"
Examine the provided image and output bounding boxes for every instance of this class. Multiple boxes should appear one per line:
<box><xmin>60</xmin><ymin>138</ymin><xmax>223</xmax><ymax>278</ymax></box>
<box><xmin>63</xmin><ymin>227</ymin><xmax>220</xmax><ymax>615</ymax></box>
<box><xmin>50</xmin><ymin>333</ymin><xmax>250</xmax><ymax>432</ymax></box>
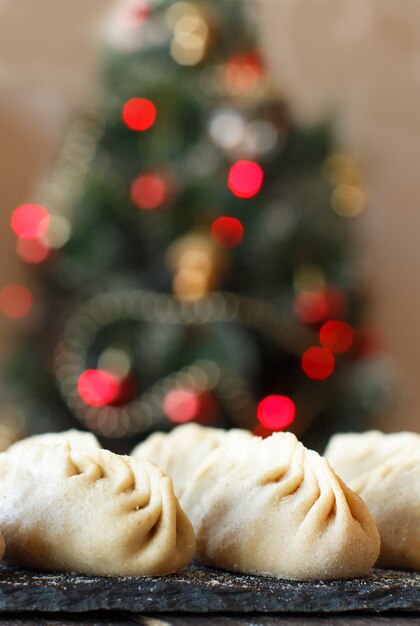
<box><xmin>132</xmin><ymin>423</ymin><xmax>252</xmax><ymax>497</ymax></box>
<box><xmin>325</xmin><ymin>430</ymin><xmax>420</xmax><ymax>570</ymax></box>
<box><xmin>180</xmin><ymin>431</ymin><xmax>380</xmax><ymax>580</ymax></box>
<box><xmin>0</xmin><ymin>444</ymin><xmax>196</xmax><ymax>576</ymax></box>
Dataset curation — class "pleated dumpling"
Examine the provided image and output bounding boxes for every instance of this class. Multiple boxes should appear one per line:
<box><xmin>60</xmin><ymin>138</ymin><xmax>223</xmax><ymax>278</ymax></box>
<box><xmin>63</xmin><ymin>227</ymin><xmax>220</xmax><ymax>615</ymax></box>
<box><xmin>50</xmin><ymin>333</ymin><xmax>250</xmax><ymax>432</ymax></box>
<box><xmin>7</xmin><ymin>429</ymin><xmax>101</xmax><ymax>455</ymax></box>
<box><xmin>180</xmin><ymin>432</ymin><xmax>380</xmax><ymax>580</ymax></box>
<box><xmin>325</xmin><ymin>431</ymin><xmax>420</xmax><ymax>570</ymax></box>
<box><xmin>0</xmin><ymin>444</ymin><xmax>195</xmax><ymax>576</ymax></box>
<box><xmin>132</xmin><ymin>423</ymin><xmax>252</xmax><ymax>497</ymax></box>
<box><xmin>324</xmin><ymin>430</ymin><xmax>420</xmax><ymax>482</ymax></box>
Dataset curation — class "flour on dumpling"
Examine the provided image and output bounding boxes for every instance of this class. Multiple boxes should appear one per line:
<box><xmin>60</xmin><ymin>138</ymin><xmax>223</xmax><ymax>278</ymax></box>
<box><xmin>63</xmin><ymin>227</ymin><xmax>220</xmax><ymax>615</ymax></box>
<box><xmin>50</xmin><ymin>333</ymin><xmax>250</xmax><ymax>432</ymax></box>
<box><xmin>0</xmin><ymin>444</ymin><xmax>195</xmax><ymax>576</ymax></box>
<box><xmin>325</xmin><ymin>430</ymin><xmax>420</xmax><ymax>571</ymax></box>
<box><xmin>8</xmin><ymin>429</ymin><xmax>101</xmax><ymax>455</ymax></box>
<box><xmin>180</xmin><ymin>431</ymin><xmax>380</xmax><ymax>580</ymax></box>
<box><xmin>132</xmin><ymin>423</ymin><xmax>252</xmax><ymax>497</ymax></box>
<box><xmin>324</xmin><ymin>430</ymin><xmax>420</xmax><ymax>482</ymax></box>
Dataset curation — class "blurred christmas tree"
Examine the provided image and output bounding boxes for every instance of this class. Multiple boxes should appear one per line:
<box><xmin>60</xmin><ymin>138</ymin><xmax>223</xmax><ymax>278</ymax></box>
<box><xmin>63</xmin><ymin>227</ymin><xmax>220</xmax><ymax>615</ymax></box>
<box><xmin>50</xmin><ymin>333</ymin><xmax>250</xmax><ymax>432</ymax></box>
<box><xmin>3</xmin><ymin>0</ymin><xmax>392</xmax><ymax>452</ymax></box>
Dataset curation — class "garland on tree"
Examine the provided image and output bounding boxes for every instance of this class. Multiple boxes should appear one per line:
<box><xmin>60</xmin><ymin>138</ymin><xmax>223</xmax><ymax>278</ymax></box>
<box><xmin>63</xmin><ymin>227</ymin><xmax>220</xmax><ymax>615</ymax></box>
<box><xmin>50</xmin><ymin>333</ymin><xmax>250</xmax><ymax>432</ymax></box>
<box><xmin>4</xmin><ymin>0</ymin><xmax>392</xmax><ymax>451</ymax></box>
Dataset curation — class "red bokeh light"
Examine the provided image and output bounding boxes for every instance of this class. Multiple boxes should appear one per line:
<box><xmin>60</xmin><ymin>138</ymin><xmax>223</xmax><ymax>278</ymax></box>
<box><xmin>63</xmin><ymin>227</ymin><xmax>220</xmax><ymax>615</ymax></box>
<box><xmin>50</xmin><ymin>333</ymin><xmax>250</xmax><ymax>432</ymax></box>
<box><xmin>257</xmin><ymin>394</ymin><xmax>296</xmax><ymax>430</ymax></box>
<box><xmin>118</xmin><ymin>0</ymin><xmax>149</xmax><ymax>28</ymax></box>
<box><xmin>131</xmin><ymin>3</ymin><xmax>149</xmax><ymax>22</ymax></box>
<box><xmin>211</xmin><ymin>216</ymin><xmax>244</xmax><ymax>248</ymax></box>
<box><xmin>320</xmin><ymin>320</ymin><xmax>354</xmax><ymax>353</ymax></box>
<box><xmin>163</xmin><ymin>388</ymin><xmax>200</xmax><ymax>423</ymax></box>
<box><xmin>0</xmin><ymin>284</ymin><xmax>33</xmax><ymax>319</ymax></box>
<box><xmin>11</xmin><ymin>204</ymin><xmax>50</xmax><ymax>240</ymax></box>
<box><xmin>130</xmin><ymin>173</ymin><xmax>168</xmax><ymax>210</ymax></box>
<box><xmin>294</xmin><ymin>291</ymin><xmax>329</xmax><ymax>324</ymax></box>
<box><xmin>225</xmin><ymin>50</ymin><xmax>263</xmax><ymax>92</ymax></box>
<box><xmin>122</xmin><ymin>97</ymin><xmax>156</xmax><ymax>131</ymax></box>
<box><xmin>16</xmin><ymin>238</ymin><xmax>50</xmax><ymax>264</ymax></box>
<box><xmin>228</xmin><ymin>160</ymin><xmax>263</xmax><ymax>198</ymax></box>
<box><xmin>294</xmin><ymin>288</ymin><xmax>346</xmax><ymax>325</ymax></box>
<box><xmin>77</xmin><ymin>369</ymin><xmax>120</xmax><ymax>407</ymax></box>
<box><xmin>301</xmin><ymin>347</ymin><xmax>335</xmax><ymax>380</ymax></box>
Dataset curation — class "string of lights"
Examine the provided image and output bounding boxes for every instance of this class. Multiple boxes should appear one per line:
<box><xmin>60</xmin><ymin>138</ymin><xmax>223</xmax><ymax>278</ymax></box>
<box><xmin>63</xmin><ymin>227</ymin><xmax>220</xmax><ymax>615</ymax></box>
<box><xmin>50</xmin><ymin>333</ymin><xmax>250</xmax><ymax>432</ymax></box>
<box><xmin>54</xmin><ymin>288</ymin><xmax>317</xmax><ymax>436</ymax></box>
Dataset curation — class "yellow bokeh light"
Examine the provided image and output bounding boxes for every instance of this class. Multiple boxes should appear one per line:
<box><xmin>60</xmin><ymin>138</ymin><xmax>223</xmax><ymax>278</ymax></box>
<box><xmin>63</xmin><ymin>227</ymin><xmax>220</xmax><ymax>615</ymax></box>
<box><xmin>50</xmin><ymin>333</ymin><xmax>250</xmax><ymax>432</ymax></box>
<box><xmin>173</xmin><ymin>269</ymin><xmax>210</xmax><ymax>301</ymax></box>
<box><xmin>165</xmin><ymin>2</ymin><xmax>199</xmax><ymax>27</ymax></box>
<box><xmin>331</xmin><ymin>184</ymin><xmax>365</xmax><ymax>218</ymax></box>
<box><xmin>168</xmin><ymin>4</ymin><xmax>208</xmax><ymax>66</ymax></box>
<box><xmin>325</xmin><ymin>153</ymin><xmax>362</xmax><ymax>186</ymax></box>
<box><xmin>171</xmin><ymin>34</ymin><xmax>206</xmax><ymax>66</ymax></box>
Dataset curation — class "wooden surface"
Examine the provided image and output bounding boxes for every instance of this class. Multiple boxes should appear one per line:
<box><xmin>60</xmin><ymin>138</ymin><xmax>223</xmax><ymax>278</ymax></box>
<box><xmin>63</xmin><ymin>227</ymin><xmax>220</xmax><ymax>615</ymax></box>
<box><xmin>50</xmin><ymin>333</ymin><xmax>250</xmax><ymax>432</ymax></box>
<box><xmin>0</xmin><ymin>563</ymin><xmax>417</xmax><ymax>616</ymax></box>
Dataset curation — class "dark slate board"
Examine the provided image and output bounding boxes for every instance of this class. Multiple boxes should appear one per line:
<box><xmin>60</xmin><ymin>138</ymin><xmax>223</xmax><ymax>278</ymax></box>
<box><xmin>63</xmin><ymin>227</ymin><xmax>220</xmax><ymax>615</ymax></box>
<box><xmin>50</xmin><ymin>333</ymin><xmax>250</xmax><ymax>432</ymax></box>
<box><xmin>0</xmin><ymin>563</ymin><xmax>417</xmax><ymax>614</ymax></box>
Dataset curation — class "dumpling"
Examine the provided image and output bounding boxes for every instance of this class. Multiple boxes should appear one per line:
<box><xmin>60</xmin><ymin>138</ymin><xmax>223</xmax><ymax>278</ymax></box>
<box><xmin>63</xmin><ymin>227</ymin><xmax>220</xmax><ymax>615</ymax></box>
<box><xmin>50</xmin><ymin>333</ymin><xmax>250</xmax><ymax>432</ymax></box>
<box><xmin>0</xmin><ymin>444</ymin><xmax>195</xmax><ymax>576</ymax></box>
<box><xmin>7</xmin><ymin>429</ymin><xmax>101</xmax><ymax>454</ymax></box>
<box><xmin>324</xmin><ymin>430</ymin><xmax>420</xmax><ymax>482</ymax></box>
<box><xmin>325</xmin><ymin>431</ymin><xmax>420</xmax><ymax>570</ymax></box>
<box><xmin>131</xmin><ymin>423</ymin><xmax>252</xmax><ymax>497</ymax></box>
<box><xmin>180</xmin><ymin>431</ymin><xmax>380</xmax><ymax>580</ymax></box>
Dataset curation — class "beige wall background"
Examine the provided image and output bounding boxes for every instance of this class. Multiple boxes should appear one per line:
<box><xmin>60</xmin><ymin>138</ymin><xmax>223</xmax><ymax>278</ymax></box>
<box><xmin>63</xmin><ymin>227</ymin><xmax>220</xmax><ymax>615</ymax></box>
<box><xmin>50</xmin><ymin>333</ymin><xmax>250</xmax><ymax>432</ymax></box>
<box><xmin>0</xmin><ymin>0</ymin><xmax>418</xmax><ymax>432</ymax></box>
<box><xmin>261</xmin><ymin>0</ymin><xmax>420</xmax><ymax>432</ymax></box>
<box><xmin>0</xmin><ymin>0</ymin><xmax>113</xmax><ymax>354</ymax></box>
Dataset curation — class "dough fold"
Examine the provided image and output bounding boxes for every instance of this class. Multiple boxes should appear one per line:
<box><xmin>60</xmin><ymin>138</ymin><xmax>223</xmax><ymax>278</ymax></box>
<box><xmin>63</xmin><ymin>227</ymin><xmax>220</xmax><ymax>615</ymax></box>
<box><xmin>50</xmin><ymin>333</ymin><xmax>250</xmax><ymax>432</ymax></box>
<box><xmin>0</xmin><ymin>444</ymin><xmax>195</xmax><ymax>576</ymax></box>
<box><xmin>7</xmin><ymin>429</ymin><xmax>101</xmax><ymax>454</ymax></box>
<box><xmin>180</xmin><ymin>431</ymin><xmax>380</xmax><ymax>580</ymax></box>
<box><xmin>132</xmin><ymin>423</ymin><xmax>252</xmax><ymax>497</ymax></box>
<box><xmin>325</xmin><ymin>430</ymin><xmax>420</xmax><ymax>570</ymax></box>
